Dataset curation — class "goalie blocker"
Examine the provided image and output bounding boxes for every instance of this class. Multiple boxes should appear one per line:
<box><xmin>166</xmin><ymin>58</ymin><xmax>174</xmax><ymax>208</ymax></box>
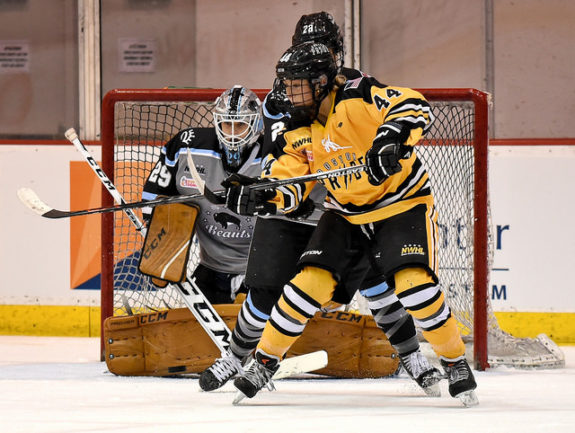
<box><xmin>104</xmin><ymin>304</ymin><xmax>399</xmax><ymax>378</ymax></box>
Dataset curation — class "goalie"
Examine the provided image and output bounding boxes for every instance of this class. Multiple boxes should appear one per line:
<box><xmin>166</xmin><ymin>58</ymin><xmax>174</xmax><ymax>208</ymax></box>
<box><xmin>140</xmin><ymin>85</ymin><xmax>265</xmax><ymax>303</ymax></box>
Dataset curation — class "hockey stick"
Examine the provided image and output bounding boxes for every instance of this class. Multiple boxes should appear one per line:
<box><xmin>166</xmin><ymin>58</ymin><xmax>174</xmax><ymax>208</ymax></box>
<box><xmin>67</xmin><ymin>128</ymin><xmax>328</xmax><ymax>380</ymax></box>
<box><xmin>185</xmin><ymin>150</ymin><xmax>226</xmax><ymax>205</ymax></box>
<box><xmin>185</xmin><ymin>150</ymin><xmax>366</xmax><ymax>205</ymax></box>
<box><xmin>17</xmin><ymin>187</ymin><xmax>218</xmax><ymax>219</ymax></box>
<box><xmin>64</xmin><ymin>128</ymin><xmax>232</xmax><ymax>354</ymax></box>
<box><xmin>185</xmin><ymin>150</ymin><xmax>329</xmax><ymax>391</ymax></box>
<box><xmin>249</xmin><ymin>164</ymin><xmax>367</xmax><ymax>190</ymax></box>
<box><xmin>232</xmin><ymin>350</ymin><xmax>329</xmax><ymax>405</ymax></box>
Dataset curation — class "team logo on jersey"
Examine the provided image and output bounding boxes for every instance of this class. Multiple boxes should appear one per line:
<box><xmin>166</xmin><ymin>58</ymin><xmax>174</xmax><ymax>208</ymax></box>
<box><xmin>306</xmin><ymin>149</ymin><xmax>314</xmax><ymax>161</ymax></box>
<box><xmin>180</xmin><ymin>130</ymin><xmax>195</xmax><ymax>145</ymax></box>
<box><xmin>401</xmin><ymin>244</ymin><xmax>425</xmax><ymax>256</ymax></box>
<box><xmin>180</xmin><ymin>176</ymin><xmax>198</xmax><ymax>188</ymax></box>
<box><xmin>214</xmin><ymin>212</ymin><xmax>241</xmax><ymax>229</ymax></box>
<box><xmin>322</xmin><ymin>134</ymin><xmax>351</xmax><ymax>152</ymax></box>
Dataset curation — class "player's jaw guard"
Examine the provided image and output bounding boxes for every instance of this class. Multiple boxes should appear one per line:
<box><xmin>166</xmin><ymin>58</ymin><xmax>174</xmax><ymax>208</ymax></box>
<box><xmin>274</xmin><ymin>41</ymin><xmax>338</xmax><ymax>122</ymax></box>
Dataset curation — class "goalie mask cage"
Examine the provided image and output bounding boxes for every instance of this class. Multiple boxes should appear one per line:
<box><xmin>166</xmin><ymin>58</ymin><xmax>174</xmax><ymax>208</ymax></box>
<box><xmin>100</xmin><ymin>88</ymin><xmax>563</xmax><ymax>371</ymax></box>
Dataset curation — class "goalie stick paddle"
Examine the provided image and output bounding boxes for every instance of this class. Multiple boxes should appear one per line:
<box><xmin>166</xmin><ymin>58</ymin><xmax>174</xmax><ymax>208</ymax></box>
<box><xmin>232</xmin><ymin>350</ymin><xmax>329</xmax><ymax>405</ymax></box>
<box><xmin>64</xmin><ymin>128</ymin><xmax>233</xmax><ymax>354</ymax></box>
<box><xmin>185</xmin><ymin>150</ymin><xmax>226</xmax><ymax>205</ymax></box>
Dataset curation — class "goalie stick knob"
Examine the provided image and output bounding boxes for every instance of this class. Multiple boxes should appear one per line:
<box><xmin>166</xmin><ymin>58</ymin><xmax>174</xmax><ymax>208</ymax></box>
<box><xmin>64</xmin><ymin>128</ymin><xmax>79</xmax><ymax>142</ymax></box>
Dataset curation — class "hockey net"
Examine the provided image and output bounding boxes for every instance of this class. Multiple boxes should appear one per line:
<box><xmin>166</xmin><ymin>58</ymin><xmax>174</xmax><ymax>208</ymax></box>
<box><xmin>100</xmin><ymin>88</ymin><xmax>564</xmax><ymax>370</ymax></box>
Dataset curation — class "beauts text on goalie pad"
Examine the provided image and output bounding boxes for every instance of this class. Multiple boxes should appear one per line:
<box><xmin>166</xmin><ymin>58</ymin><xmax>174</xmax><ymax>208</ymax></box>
<box><xmin>0</xmin><ymin>336</ymin><xmax>573</xmax><ymax>433</ymax></box>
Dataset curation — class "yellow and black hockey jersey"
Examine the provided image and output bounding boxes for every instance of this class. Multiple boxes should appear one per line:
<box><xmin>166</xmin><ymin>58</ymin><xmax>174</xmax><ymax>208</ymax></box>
<box><xmin>263</xmin><ymin>76</ymin><xmax>436</xmax><ymax>225</ymax></box>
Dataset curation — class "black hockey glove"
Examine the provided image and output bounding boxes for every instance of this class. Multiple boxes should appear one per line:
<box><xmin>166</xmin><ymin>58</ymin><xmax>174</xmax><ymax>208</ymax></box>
<box><xmin>285</xmin><ymin>197</ymin><xmax>316</xmax><ymax>221</ymax></box>
<box><xmin>221</xmin><ymin>173</ymin><xmax>277</xmax><ymax>216</ymax></box>
<box><xmin>365</xmin><ymin>121</ymin><xmax>413</xmax><ymax>185</ymax></box>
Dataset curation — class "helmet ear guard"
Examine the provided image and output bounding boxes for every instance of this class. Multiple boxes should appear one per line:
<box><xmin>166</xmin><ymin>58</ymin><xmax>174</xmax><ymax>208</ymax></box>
<box><xmin>213</xmin><ymin>85</ymin><xmax>263</xmax><ymax>168</ymax></box>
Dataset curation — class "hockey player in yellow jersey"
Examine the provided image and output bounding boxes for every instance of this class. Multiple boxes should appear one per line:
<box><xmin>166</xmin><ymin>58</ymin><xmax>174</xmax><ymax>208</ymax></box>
<box><xmin>200</xmin><ymin>12</ymin><xmax>442</xmax><ymax>397</ymax></box>
<box><xmin>223</xmin><ymin>41</ymin><xmax>478</xmax><ymax>407</ymax></box>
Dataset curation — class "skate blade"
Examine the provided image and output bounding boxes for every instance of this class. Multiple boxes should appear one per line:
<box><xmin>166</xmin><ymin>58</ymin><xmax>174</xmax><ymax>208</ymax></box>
<box><xmin>232</xmin><ymin>391</ymin><xmax>247</xmax><ymax>406</ymax></box>
<box><xmin>456</xmin><ymin>390</ymin><xmax>479</xmax><ymax>407</ymax></box>
<box><xmin>423</xmin><ymin>383</ymin><xmax>441</xmax><ymax>397</ymax></box>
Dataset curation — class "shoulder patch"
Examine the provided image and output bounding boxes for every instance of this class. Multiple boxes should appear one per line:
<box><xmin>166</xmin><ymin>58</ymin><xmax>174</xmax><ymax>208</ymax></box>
<box><xmin>284</xmin><ymin>127</ymin><xmax>312</xmax><ymax>152</ymax></box>
<box><xmin>179</xmin><ymin>128</ymin><xmax>219</xmax><ymax>150</ymax></box>
<box><xmin>337</xmin><ymin>76</ymin><xmax>388</xmax><ymax>105</ymax></box>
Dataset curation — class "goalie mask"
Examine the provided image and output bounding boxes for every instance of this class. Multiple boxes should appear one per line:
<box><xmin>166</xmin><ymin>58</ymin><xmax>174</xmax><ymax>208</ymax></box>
<box><xmin>275</xmin><ymin>41</ymin><xmax>338</xmax><ymax>122</ymax></box>
<box><xmin>292</xmin><ymin>11</ymin><xmax>344</xmax><ymax>70</ymax></box>
<box><xmin>213</xmin><ymin>86</ymin><xmax>263</xmax><ymax>168</ymax></box>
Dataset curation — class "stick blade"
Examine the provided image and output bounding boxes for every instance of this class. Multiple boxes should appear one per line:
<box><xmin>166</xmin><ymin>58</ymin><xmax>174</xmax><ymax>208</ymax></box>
<box><xmin>232</xmin><ymin>350</ymin><xmax>329</xmax><ymax>405</ymax></box>
<box><xmin>272</xmin><ymin>350</ymin><xmax>328</xmax><ymax>380</ymax></box>
<box><xmin>17</xmin><ymin>187</ymin><xmax>53</xmax><ymax>216</ymax></box>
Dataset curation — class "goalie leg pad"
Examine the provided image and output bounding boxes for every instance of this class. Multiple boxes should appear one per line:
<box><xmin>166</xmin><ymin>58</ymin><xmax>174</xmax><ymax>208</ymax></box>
<box><xmin>104</xmin><ymin>305</ymin><xmax>398</xmax><ymax>378</ymax></box>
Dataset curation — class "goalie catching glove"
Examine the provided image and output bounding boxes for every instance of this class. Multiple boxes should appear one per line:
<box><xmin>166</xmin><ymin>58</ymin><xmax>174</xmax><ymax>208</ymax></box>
<box><xmin>222</xmin><ymin>173</ymin><xmax>277</xmax><ymax>216</ymax></box>
<box><xmin>365</xmin><ymin>121</ymin><xmax>413</xmax><ymax>185</ymax></box>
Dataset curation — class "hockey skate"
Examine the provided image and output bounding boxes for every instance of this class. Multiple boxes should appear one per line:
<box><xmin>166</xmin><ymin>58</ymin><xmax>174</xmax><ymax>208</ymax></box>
<box><xmin>233</xmin><ymin>350</ymin><xmax>280</xmax><ymax>402</ymax></box>
<box><xmin>440</xmin><ymin>356</ymin><xmax>479</xmax><ymax>407</ymax></box>
<box><xmin>199</xmin><ymin>353</ymin><xmax>244</xmax><ymax>391</ymax></box>
<box><xmin>399</xmin><ymin>349</ymin><xmax>444</xmax><ymax>397</ymax></box>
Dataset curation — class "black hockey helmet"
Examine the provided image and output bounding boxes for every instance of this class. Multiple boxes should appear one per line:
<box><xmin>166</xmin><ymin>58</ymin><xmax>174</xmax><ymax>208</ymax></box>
<box><xmin>274</xmin><ymin>41</ymin><xmax>338</xmax><ymax>121</ymax></box>
<box><xmin>292</xmin><ymin>11</ymin><xmax>344</xmax><ymax>69</ymax></box>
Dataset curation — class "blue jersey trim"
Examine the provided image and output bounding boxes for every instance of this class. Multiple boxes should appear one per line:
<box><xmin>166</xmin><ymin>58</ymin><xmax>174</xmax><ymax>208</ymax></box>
<box><xmin>188</xmin><ymin>147</ymin><xmax>222</xmax><ymax>159</ymax></box>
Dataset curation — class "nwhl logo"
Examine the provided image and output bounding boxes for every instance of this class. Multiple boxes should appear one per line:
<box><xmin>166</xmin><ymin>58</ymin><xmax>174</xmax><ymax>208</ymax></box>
<box><xmin>292</xmin><ymin>136</ymin><xmax>311</xmax><ymax>150</ymax></box>
<box><xmin>401</xmin><ymin>244</ymin><xmax>425</xmax><ymax>256</ymax></box>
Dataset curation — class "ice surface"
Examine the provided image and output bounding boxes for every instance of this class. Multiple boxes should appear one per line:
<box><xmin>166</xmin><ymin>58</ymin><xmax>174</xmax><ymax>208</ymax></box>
<box><xmin>0</xmin><ymin>336</ymin><xmax>573</xmax><ymax>433</ymax></box>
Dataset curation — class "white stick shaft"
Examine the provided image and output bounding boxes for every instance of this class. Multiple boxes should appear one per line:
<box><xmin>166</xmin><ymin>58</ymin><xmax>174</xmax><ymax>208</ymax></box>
<box><xmin>65</xmin><ymin>128</ymin><xmax>144</xmax><ymax>231</ymax></box>
<box><xmin>65</xmin><ymin>127</ymin><xmax>231</xmax><ymax>354</ymax></box>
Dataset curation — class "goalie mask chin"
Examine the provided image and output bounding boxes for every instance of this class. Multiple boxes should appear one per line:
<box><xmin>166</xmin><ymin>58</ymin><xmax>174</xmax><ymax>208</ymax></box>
<box><xmin>213</xmin><ymin>85</ymin><xmax>263</xmax><ymax>168</ymax></box>
<box><xmin>275</xmin><ymin>41</ymin><xmax>338</xmax><ymax>122</ymax></box>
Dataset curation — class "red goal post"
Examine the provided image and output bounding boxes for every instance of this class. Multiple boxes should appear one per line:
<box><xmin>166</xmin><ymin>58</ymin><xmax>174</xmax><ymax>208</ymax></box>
<box><xmin>100</xmin><ymin>88</ymin><xmax>490</xmax><ymax>368</ymax></box>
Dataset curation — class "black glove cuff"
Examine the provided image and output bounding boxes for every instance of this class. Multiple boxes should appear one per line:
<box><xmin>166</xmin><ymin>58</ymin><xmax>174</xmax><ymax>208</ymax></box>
<box><xmin>285</xmin><ymin>198</ymin><xmax>315</xmax><ymax>221</ymax></box>
<box><xmin>375</xmin><ymin>121</ymin><xmax>411</xmax><ymax>144</ymax></box>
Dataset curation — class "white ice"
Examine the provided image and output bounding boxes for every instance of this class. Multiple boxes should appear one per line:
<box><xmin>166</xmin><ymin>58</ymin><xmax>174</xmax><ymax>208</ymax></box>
<box><xmin>0</xmin><ymin>336</ymin><xmax>573</xmax><ymax>433</ymax></box>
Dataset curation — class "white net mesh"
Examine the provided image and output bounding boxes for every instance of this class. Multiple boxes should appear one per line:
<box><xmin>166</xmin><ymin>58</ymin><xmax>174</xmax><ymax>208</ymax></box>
<box><xmin>103</xmin><ymin>90</ymin><xmax>563</xmax><ymax>369</ymax></box>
